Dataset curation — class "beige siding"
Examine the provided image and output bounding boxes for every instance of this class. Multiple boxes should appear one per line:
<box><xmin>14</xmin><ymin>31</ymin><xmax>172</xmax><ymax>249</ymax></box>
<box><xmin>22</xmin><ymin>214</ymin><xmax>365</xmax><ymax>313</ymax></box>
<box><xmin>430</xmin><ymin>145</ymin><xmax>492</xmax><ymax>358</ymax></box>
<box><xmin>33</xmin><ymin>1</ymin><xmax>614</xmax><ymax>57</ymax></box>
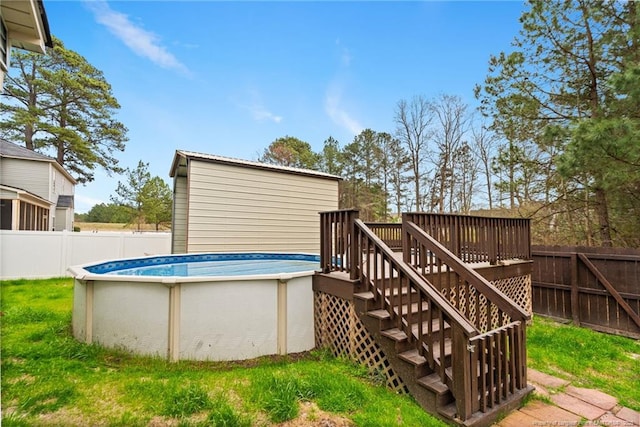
<box><xmin>172</xmin><ymin>175</ymin><xmax>188</xmax><ymax>254</ymax></box>
<box><xmin>186</xmin><ymin>161</ymin><xmax>338</xmax><ymax>254</ymax></box>
<box><xmin>51</xmin><ymin>165</ymin><xmax>75</xmax><ymax>200</ymax></box>
<box><xmin>55</xmin><ymin>207</ymin><xmax>72</xmax><ymax>231</ymax></box>
<box><xmin>0</xmin><ymin>158</ymin><xmax>50</xmax><ymax>200</ymax></box>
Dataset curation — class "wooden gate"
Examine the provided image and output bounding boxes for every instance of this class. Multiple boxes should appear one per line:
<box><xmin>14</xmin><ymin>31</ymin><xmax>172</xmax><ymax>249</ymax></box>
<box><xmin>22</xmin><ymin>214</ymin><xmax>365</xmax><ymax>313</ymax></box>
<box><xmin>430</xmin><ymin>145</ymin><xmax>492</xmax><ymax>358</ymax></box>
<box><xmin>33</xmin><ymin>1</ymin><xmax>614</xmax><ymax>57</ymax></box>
<box><xmin>532</xmin><ymin>246</ymin><xmax>640</xmax><ymax>339</ymax></box>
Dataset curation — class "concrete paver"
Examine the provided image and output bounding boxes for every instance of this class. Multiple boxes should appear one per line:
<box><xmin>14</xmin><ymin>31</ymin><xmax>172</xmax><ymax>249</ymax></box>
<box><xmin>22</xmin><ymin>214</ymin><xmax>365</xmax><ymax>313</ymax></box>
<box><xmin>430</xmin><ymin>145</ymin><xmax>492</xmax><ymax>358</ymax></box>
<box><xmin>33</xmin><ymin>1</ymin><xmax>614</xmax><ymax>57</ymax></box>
<box><xmin>598</xmin><ymin>411</ymin><xmax>633</xmax><ymax>426</ymax></box>
<box><xmin>491</xmin><ymin>369</ymin><xmax>639</xmax><ymax>426</ymax></box>
<box><xmin>615</xmin><ymin>407</ymin><xmax>640</xmax><ymax>425</ymax></box>
<box><xmin>496</xmin><ymin>409</ymin><xmax>541</xmax><ymax>427</ymax></box>
<box><xmin>550</xmin><ymin>392</ymin><xmax>608</xmax><ymax>420</ymax></box>
<box><xmin>527</xmin><ymin>368</ymin><xmax>571</xmax><ymax>389</ymax></box>
<box><xmin>565</xmin><ymin>385</ymin><xmax>618</xmax><ymax>410</ymax></box>
<box><xmin>519</xmin><ymin>400</ymin><xmax>582</xmax><ymax>424</ymax></box>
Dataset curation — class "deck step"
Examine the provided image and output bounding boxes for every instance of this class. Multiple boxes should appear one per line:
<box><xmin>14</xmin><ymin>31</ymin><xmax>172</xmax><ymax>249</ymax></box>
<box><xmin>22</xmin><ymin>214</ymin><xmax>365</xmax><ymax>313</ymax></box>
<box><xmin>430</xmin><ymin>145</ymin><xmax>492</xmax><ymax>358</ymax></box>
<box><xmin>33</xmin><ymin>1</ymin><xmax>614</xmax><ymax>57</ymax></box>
<box><xmin>367</xmin><ymin>309</ymin><xmax>390</xmax><ymax>320</ymax></box>
<box><xmin>437</xmin><ymin>402</ymin><xmax>457</xmax><ymax>420</ymax></box>
<box><xmin>380</xmin><ymin>327</ymin><xmax>408</xmax><ymax>342</ymax></box>
<box><xmin>398</xmin><ymin>348</ymin><xmax>427</xmax><ymax>366</ymax></box>
<box><xmin>410</xmin><ymin>318</ymin><xmax>450</xmax><ymax>336</ymax></box>
<box><xmin>354</xmin><ymin>291</ymin><xmax>375</xmax><ymax>300</ymax></box>
<box><xmin>417</xmin><ymin>373</ymin><xmax>449</xmax><ymax>394</ymax></box>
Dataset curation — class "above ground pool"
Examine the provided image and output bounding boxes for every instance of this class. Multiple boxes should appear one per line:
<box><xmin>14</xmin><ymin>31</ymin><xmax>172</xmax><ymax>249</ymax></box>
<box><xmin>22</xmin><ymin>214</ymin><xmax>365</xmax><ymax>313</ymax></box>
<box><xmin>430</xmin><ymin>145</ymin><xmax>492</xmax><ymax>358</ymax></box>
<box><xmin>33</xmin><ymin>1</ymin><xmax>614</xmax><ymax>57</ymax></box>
<box><xmin>69</xmin><ymin>252</ymin><xmax>320</xmax><ymax>362</ymax></box>
<box><xmin>81</xmin><ymin>252</ymin><xmax>320</xmax><ymax>278</ymax></box>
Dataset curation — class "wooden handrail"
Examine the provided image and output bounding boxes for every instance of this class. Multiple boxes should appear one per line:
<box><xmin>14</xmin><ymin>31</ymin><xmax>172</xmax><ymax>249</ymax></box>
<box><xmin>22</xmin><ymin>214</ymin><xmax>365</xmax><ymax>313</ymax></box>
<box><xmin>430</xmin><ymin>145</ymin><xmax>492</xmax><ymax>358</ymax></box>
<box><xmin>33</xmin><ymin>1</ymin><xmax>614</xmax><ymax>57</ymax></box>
<box><xmin>404</xmin><ymin>221</ymin><xmax>530</xmax><ymax>323</ymax></box>
<box><xmin>364</xmin><ymin>222</ymin><xmax>402</xmax><ymax>251</ymax></box>
<box><xmin>467</xmin><ymin>320</ymin><xmax>528</xmax><ymax>413</ymax></box>
<box><xmin>355</xmin><ymin>219</ymin><xmax>478</xmax><ymax>337</ymax></box>
<box><xmin>319</xmin><ymin>210</ymin><xmax>530</xmax><ymax>420</ymax></box>
<box><xmin>353</xmin><ymin>219</ymin><xmax>478</xmax><ymax>419</ymax></box>
<box><xmin>403</xmin><ymin>212</ymin><xmax>531</xmax><ymax>264</ymax></box>
<box><xmin>319</xmin><ymin>209</ymin><xmax>359</xmax><ymax>276</ymax></box>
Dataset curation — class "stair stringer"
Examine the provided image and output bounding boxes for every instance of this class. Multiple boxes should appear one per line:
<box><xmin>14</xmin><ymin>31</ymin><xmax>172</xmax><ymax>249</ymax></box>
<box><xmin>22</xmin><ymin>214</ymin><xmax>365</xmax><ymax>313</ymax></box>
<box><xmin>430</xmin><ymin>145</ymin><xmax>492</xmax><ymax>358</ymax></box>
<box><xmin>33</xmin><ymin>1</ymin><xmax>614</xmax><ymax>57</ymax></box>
<box><xmin>354</xmin><ymin>295</ymin><xmax>456</xmax><ymax>426</ymax></box>
<box><xmin>353</xmin><ymin>278</ymin><xmax>536</xmax><ymax>427</ymax></box>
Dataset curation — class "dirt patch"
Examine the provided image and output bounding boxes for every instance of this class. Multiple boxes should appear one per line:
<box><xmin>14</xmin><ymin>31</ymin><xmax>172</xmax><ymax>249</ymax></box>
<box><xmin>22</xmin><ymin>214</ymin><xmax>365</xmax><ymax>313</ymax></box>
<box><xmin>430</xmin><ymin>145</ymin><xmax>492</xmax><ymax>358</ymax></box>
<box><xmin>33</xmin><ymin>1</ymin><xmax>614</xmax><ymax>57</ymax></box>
<box><xmin>36</xmin><ymin>408</ymin><xmax>93</xmax><ymax>426</ymax></box>
<box><xmin>278</xmin><ymin>401</ymin><xmax>354</xmax><ymax>427</ymax></box>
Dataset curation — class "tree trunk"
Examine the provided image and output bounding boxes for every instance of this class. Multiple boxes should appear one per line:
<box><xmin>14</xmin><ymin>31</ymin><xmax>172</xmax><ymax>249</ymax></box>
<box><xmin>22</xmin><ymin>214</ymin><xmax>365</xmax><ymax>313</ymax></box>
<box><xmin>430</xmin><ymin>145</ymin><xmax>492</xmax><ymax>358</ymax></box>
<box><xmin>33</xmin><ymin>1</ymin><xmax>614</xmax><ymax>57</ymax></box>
<box><xmin>594</xmin><ymin>187</ymin><xmax>612</xmax><ymax>247</ymax></box>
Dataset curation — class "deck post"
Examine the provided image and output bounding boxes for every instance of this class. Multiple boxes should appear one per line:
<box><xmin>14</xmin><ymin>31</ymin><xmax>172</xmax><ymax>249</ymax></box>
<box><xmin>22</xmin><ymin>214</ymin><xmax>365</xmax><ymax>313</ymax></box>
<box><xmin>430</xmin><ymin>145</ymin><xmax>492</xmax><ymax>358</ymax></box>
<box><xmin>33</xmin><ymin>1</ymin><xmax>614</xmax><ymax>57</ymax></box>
<box><xmin>349</xmin><ymin>210</ymin><xmax>359</xmax><ymax>280</ymax></box>
<box><xmin>452</xmin><ymin>323</ymin><xmax>473</xmax><ymax>421</ymax></box>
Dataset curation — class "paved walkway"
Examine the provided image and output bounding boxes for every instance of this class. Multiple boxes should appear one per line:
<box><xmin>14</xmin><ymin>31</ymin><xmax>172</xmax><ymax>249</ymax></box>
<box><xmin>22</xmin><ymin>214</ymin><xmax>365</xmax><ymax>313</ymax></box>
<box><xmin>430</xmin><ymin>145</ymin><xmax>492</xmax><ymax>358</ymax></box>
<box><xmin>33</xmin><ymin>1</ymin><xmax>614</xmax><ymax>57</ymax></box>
<box><xmin>496</xmin><ymin>369</ymin><xmax>639</xmax><ymax>426</ymax></box>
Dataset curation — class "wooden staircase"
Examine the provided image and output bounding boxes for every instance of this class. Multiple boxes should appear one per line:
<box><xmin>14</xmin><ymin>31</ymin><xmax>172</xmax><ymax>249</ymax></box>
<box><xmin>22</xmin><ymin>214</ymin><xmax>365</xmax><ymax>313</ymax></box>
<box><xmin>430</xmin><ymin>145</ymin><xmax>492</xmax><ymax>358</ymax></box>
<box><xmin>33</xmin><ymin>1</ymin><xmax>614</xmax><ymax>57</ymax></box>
<box><xmin>355</xmin><ymin>288</ymin><xmax>457</xmax><ymax>419</ymax></box>
<box><xmin>319</xmin><ymin>210</ymin><xmax>534</xmax><ymax>427</ymax></box>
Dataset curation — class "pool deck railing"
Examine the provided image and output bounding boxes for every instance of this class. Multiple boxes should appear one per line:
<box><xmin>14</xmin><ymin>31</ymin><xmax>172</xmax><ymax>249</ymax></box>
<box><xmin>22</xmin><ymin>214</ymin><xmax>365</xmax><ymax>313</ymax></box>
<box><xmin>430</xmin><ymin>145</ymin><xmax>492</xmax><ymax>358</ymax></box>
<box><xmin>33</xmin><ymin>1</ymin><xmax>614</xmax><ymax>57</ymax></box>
<box><xmin>316</xmin><ymin>209</ymin><xmax>533</xmax><ymax>427</ymax></box>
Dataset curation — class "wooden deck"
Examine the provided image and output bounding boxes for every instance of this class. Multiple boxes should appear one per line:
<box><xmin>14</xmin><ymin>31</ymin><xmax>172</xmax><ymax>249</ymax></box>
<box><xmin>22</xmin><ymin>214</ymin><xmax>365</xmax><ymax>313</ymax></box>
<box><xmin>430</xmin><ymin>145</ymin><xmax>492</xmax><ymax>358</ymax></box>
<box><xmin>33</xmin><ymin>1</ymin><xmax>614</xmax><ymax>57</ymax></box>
<box><xmin>317</xmin><ymin>209</ymin><xmax>534</xmax><ymax>426</ymax></box>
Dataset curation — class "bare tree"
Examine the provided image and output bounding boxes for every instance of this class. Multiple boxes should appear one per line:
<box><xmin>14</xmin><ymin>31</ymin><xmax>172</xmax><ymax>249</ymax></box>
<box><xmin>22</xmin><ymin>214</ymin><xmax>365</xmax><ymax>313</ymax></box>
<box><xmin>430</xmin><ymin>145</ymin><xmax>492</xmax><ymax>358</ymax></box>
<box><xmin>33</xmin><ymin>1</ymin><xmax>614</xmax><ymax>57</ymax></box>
<box><xmin>430</xmin><ymin>94</ymin><xmax>469</xmax><ymax>213</ymax></box>
<box><xmin>453</xmin><ymin>142</ymin><xmax>479</xmax><ymax>213</ymax></box>
<box><xmin>470</xmin><ymin>117</ymin><xmax>499</xmax><ymax>210</ymax></box>
<box><xmin>394</xmin><ymin>95</ymin><xmax>434</xmax><ymax>211</ymax></box>
<box><xmin>378</xmin><ymin>132</ymin><xmax>410</xmax><ymax>220</ymax></box>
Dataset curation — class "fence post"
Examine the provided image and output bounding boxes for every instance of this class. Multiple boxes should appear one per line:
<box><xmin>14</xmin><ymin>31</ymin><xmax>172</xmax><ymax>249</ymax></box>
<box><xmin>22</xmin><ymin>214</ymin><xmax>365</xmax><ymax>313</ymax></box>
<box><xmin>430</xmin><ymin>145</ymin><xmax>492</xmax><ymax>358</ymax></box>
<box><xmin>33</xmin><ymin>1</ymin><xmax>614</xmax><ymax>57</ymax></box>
<box><xmin>570</xmin><ymin>253</ymin><xmax>580</xmax><ymax>326</ymax></box>
<box><xmin>60</xmin><ymin>231</ymin><xmax>68</xmax><ymax>276</ymax></box>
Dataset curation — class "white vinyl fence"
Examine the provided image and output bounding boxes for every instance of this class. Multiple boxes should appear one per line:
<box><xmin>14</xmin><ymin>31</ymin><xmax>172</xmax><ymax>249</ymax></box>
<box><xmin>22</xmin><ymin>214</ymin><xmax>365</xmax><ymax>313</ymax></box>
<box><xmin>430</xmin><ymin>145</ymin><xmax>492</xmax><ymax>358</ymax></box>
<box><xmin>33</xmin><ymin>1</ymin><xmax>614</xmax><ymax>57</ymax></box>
<box><xmin>0</xmin><ymin>230</ymin><xmax>172</xmax><ymax>280</ymax></box>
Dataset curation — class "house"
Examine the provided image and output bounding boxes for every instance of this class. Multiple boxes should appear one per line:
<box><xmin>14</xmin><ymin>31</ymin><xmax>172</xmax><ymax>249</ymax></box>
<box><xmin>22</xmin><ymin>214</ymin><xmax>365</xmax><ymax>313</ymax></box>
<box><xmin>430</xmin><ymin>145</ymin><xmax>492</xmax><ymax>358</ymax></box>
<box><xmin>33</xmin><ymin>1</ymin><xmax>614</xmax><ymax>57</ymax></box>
<box><xmin>0</xmin><ymin>139</ymin><xmax>76</xmax><ymax>231</ymax></box>
<box><xmin>169</xmin><ymin>150</ymin><xmax>341</xmax><ymax>254</ymax></box>
<box><xmin>1</xmin><ymin>0</ymin><xmax>52</xmax><ymax>89</ymax></box>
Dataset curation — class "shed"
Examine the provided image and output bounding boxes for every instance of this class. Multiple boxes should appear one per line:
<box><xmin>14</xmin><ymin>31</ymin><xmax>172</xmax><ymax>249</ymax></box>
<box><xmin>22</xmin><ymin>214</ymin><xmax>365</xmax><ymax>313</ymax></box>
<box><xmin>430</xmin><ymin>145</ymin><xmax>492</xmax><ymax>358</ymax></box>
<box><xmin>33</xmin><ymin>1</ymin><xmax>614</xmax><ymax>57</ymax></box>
<box><xmin>169</xmin><ymin>150</ymin><xmax>341</xmax><ymax>254</ymax></box>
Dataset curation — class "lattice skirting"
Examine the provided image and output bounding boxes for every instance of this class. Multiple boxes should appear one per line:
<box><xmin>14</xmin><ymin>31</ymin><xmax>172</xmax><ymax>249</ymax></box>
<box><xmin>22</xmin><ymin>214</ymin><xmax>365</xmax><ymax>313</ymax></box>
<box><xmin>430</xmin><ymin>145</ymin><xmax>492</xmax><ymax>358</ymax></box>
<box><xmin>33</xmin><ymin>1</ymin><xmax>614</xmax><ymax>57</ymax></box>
<box><xmin>442</xmin><ymin>274</ymin><xmax>533</xmax><ymax>331</ymax></box>
<box><xmin>314</xmin><ymin>291</ymin><xmax>407</xmax><ymax>393</ymax></box>
<box><xmin>491</xmin><ymin>274</ymin><xmax>532</xmax><ymax>317</ymax></box>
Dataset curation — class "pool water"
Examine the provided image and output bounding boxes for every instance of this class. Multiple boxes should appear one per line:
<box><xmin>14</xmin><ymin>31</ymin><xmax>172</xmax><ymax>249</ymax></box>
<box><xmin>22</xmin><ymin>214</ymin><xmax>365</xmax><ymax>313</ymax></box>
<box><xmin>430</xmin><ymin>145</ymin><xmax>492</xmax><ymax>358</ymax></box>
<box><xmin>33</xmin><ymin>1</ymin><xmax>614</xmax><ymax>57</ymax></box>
<box><xmin>110</xmin><ymin>259</ymin><xmax>319</xmax><ymax>277</ymax></box>
<box><xmin>84</xmin><ymin>252</ymin><xmax>320</xmax><ymax>277</ymax></box>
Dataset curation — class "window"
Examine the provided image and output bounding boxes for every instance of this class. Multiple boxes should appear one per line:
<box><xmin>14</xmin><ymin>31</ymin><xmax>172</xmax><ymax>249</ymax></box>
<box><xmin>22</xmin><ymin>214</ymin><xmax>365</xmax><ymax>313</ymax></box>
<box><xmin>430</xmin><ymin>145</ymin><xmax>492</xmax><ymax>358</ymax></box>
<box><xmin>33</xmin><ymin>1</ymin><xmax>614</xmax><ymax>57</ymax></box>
<box><xmin>18</xmin><ymin>201</ymin><xmax>49</xmax><ymax>231</ymax></box>
<box><xmin>0</xmin><ymin>17</ymin><xmax>8</xmax><ymax>73</ymax></box>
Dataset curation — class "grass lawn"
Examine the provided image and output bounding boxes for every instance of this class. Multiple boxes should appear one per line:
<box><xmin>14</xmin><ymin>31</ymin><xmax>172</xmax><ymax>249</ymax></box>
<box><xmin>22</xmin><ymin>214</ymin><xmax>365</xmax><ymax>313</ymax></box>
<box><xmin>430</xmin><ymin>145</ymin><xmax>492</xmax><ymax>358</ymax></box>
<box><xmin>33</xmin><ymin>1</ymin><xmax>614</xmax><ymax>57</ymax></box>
<box><xmin>1</xmin><ymin>278</ymin><xmax>446</xmax><ymax>427</ymax></box>
<box><xmin>527</xmin><ymin>315</ymin><xmax>640</xmax><ymax>411</ymax></box>
<box><xmin>2</xmin><ymin>279</ymin><xmax>639</xmax><ymax>426</ymax></box>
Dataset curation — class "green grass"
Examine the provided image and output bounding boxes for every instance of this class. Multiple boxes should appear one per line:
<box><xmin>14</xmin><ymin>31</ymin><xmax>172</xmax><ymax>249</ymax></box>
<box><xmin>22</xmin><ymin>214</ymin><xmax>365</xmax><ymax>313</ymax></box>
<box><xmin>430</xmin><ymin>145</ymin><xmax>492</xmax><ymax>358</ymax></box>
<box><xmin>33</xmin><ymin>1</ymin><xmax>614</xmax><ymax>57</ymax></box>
<box><xmin>527</xmin><ymin>316</ymin><xmax>640</xmax><ymax>410</ymax></box>
<box><xmin>1</xmin><ymin>278</ymin><xmax>446</xmax><ymax>426</ymax></box>
<box><xmin>4</xmin><ymin>278</ymin><xmax>638</xmax><ymax>425</ymax></box>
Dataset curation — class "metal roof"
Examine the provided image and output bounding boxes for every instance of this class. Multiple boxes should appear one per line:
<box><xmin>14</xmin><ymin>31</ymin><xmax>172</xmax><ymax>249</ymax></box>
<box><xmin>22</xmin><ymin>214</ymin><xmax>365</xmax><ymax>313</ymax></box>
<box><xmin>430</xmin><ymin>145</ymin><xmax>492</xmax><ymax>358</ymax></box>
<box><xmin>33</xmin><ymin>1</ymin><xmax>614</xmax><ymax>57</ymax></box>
<box><xmin>170</xmin><ymin>149</ymin><xmax>343</xmax><ymax>181</ymax></box>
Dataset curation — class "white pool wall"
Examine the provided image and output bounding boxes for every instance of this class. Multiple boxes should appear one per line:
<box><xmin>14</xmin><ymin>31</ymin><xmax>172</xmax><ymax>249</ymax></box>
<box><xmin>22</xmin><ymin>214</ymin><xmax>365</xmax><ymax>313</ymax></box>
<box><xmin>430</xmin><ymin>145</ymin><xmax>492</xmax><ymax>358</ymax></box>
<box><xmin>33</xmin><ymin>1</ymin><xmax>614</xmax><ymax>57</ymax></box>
<box><xmin>71</xmin><ymin>267</ymin><xmax>316</xmax><ymax>361</ymax></box>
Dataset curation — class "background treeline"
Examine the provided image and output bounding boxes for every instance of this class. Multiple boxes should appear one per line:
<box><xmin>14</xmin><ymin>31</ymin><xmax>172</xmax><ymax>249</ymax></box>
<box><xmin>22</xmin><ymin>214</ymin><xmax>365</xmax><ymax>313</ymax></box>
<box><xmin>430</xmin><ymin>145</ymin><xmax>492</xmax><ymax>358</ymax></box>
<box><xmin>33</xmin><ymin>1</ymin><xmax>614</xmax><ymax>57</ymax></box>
<box><xmin>257</xmin><ymin>2</ymin><xmax>640</xmax><ymax>248</ymax></box>
<box><xmin>9</xmin><ymin>1</ymin><xmax>639</xmax><ymax>247</ymax></box>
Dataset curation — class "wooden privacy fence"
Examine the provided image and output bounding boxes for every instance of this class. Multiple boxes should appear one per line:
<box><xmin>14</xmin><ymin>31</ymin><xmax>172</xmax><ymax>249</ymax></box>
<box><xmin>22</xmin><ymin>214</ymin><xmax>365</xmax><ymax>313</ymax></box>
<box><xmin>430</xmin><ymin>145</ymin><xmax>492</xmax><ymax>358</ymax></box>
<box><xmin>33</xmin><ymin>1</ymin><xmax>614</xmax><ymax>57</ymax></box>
<box><xmin>531</xmin><ymin>245</ymin><xmax>640</xmax><ymax>339</ymax></box>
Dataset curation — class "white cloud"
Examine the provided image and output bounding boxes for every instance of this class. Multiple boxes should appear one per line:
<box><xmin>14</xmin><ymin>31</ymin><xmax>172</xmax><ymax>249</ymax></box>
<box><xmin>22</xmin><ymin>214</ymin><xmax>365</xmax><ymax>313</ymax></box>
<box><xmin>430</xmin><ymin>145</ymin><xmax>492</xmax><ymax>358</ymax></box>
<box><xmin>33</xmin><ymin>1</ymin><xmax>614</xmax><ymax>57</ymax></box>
<box><xmin>251</xmin><ymin>106</ymin><xmax>283</xmax><ymax>123</ymax></box>
<box><xmin>236</xmin><ymin>88</ymin><xmax>283</xmax><ymax>124</ymax></box>
<box><xmin>86</xmin><ymin>0</ymin><xmax>190</xmax><ymax>75</ymax></box>
<box><xmin>325</xmin><ymin>82</ymin><xmax>362</xmax><ymax>136</ymax></box>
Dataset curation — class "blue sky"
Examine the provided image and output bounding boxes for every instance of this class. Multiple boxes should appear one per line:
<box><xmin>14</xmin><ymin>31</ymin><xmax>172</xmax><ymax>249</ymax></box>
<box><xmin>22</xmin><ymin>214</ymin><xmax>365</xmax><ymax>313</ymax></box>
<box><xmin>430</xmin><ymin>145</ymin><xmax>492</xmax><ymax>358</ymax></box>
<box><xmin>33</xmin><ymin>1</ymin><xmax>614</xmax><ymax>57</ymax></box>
<box><xmin>42</xmin><ymin>0</ymin><xmax>526</xmax><ymax>213</ymax></box>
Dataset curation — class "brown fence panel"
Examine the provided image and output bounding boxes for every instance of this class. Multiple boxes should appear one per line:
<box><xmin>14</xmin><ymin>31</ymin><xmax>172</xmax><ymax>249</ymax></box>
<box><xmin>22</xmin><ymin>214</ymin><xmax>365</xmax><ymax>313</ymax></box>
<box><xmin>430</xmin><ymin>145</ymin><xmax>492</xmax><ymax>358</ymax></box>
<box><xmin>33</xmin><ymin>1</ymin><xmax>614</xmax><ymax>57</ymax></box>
<box><xmin>532</xmin><ymin>245</ymin><xmax>640</xmax><ymax>338</ymax></box>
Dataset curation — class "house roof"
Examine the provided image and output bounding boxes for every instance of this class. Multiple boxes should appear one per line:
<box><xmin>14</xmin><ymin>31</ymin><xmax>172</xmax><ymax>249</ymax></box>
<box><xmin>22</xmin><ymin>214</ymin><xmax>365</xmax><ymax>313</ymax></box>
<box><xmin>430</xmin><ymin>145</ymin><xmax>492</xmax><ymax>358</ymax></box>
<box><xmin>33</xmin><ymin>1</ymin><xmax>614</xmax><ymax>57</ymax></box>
<box><xmin>1</xmin><ymin>0</ymin><xmax>53</xmax><ymax>53</ymax></box>
<box><xmin>56</xmin><ymin>195</ymin><xmax>74</xmax><ymax>208</ymax></box>
<box><xmin>0</xmin><ymin>139</ymin><xmax>77</xmax><ymax>184</ymax></box>
<box><xmin>170</xmin><ymin>150</ymin><xmax>343</xmax><ymax>181</ymax></box>
<box><xmin>0</xmin><ymin>184</ymin><xmax>53</xmax><ymax>206</ymax></box>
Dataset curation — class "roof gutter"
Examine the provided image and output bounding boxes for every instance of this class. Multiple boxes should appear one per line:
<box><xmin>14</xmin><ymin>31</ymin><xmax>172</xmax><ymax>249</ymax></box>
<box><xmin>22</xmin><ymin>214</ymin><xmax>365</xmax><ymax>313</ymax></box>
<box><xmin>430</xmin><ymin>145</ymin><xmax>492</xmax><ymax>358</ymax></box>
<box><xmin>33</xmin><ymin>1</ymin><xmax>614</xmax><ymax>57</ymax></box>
<box><xmin>37</xmin><ymin>0</ymin><xmax>53</xmax><ymax>48</ymax></box>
